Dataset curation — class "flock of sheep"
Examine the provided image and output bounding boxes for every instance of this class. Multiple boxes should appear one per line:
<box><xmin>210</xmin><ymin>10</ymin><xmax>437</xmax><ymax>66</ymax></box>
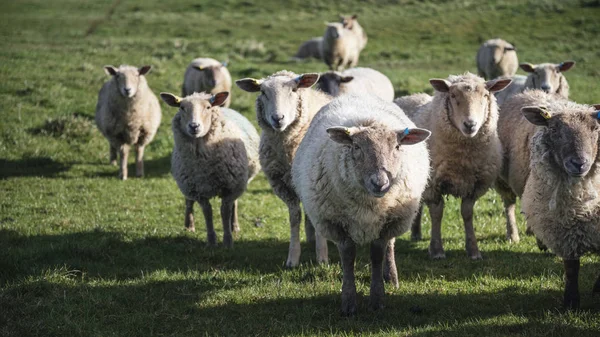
<box><xmin>93</xmin><ymin>14</ymin><xmax>600</xmax><ymax>316</ymax></box>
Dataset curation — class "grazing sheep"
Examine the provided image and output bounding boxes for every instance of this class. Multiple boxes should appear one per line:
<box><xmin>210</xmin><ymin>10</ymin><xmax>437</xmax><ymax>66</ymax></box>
<box><xmin>495</xmin><ymin>61</ymin><xmax>575</xmax><ymax>105</ymax></box>
<box><xmin>339</xmin><ymin>14</ymin><xmax>367</xmax><ymax>50</ymax></box>
<box><xmin>236</xmin><ymin>71</ymin><xmax>332</xmax><ymax>267</ymax></box>
<box><xmin>408</xmin><ymin>73</ymin><xmax>512</xmax><ymax>259</ymax></box>
<box><xmin>292</xmin><ymin>94</ymin><xmax>431</xmax><ymax>315</ymax></box>
<box><xmin>394</xmin><ymin>93</ymin><xmax>433</xmax><ymax>117</ymax></box>
<box><xmin>161</xmin><ymin>91</ymin><xmax>260</xmax><ymax>248</ymax></box>
<box><xmin>95</xmin><ymin>64</ymin><xmax>161</xmax><ymax>180</ymax></box>
<box><xmin>520</xmin><ymin>102</ymin><xmax>600</xmax><ymax>309</ymax></box>
<box><xmin>321</xmin><ymin>22</ymin><xmax>361</xmax><ymax>71</ymax></box>
<box><xmin>476</xmin><ymin>38</ymin><xmax>518</xmax><ymax>80</ymax></box>
<box><xmin>495</xmin><ymin>90</ymin><xmax>566</xmax><ymax>243</ymax></box>
<box><xmin>316</xmin><ymin>67</ymin><xmax>395</xmax><ymax>102</ymax></box>
<box><xmin>182</xmin><ymin>58</ymin><xmax>232</xmax><ymax>108</ymax></box>
<box><xmin>293</xmin><ymin>37</ymin><xmax>323</xmax><ymax>60</ymax></box>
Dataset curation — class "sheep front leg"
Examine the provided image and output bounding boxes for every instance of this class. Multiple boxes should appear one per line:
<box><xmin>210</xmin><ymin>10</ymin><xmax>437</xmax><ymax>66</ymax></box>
<box><xmin>135</xmin><ymin>144</ymin><xmax>145</xmax><ymax>177</ymax></box>
<box><xmin>462</xmin><ymin>197</ymin><xmax>482</xmax><ymax>260</ymax></box>
<box><xmin>383</xmin><ymin>237</ymin><xmax>398</xmax><ymax>287</ymax></box>
<box><xmin>109</xmin><ymin>144</ymin><xmax>118</xmax><ymax>166</ymax></box>
<box><xmin>563</xmin><ymin>259</ymin><xmax>580</xmax><ymax>309</ymax></box>
<box><xmin>428</xmin><ymin>198</ymin><xmax>446</xmax><ymax>259</ymax></box>
<box><xmin>231</xmin><ymin>200</ymin><xmax>240</xmax><ymax>233</ymax></box>
<box><xmin>220</xmin><ymin>199</ymin><xmax>235</xmax><ymax>248</ymax></box>
<box><xmin>370</xmin><ymin>238</ymin><xmax>388</xmax><ymax>311</ymax></box>
<box><xmin>184</xmin><ymin>199</ymin><xmax>195</xmax><ymax>232</ymax></box>
<box><xmin>304</xmin><ymin>212</ymin><xmax>316</xmax><ymax>243</ymax></box>
<box><xmin>285</xmin><ymin>201</ymin><xmax>302</xmax><ymax>267</ymax></box>
<box><xmin>119</xmin><ymin>144</ymin><xmax>130</xmax><ymax>180</ymax></box>
<box><xmin>337</xmin><ymin>239</ymin><xmax>357</xmax><ymax>316</ymax></box>
<box><xmin>410</xmin><ymin>204</ymin><xmax>423</xmax><ymax>241</ymax></box>
<box><xmin>198</xmin><ymin>198</ymin><xmax>216</xmax><ymax>246</ymax></box>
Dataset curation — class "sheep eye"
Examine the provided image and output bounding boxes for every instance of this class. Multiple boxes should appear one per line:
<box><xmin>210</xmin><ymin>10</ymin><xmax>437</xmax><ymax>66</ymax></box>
<box><xmin>395</xmin><ymin>144</ymin><xmax>401</xmax><ymax>150</ymax></box>
<box><xmin>451</xmin><ymin>94</ymin><xmax>456</xmax><ymax>98</ymax></box>
<box><xmin>353</xmin><ymin>144</ymin><xmax>360</xmax><ymax>150</ymax></box>
<box><xmin>292</xmin><ymin>88</ymin><xmax>298</xmax><ymax>93</ymax></box>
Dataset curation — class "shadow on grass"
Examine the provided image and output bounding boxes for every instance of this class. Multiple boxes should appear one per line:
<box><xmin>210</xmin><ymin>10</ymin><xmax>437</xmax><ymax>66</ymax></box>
<box><xmin>0</xmin><ymin>158</ymin><xmax>71</xmax><ymax>179</ymax></box>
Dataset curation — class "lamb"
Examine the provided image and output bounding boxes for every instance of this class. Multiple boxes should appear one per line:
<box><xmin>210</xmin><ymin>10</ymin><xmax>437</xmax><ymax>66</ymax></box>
<box><xmin>476</xmin><ymin>38</ymin><xmax>518</xmax><ymax>80</ymax></box>
<box><xmin>495</xmin><ymin>61</ymin><xmax>575</xmax><ymax>105</ymax></box>
<box><xmin>182</xmin><ymin>58</ymin><xmax>232</xmax><ymax>108</ymax></box>
<box><xmin>235</xmin><ymin>71</ymin><xmax>332</xmax><ymax>267</ymax></box>
<box><xmin>339</xmin><ymin>14</ymin><xmax>367</xmax><ymax>50</ymax></box>
<box><xmin>293</xmin><ymin>37</ymin><xmax>323</xmax><ymax>60</ymax></box>
<box><xmin>519</xmin><ymin>102</ymin><xmax>600</xmax><ymax>309</ymax></box>
<box><xmin>95</xmin><ymin>64</ymin><xmax>161</xmax><ymax>180</ymax></box>
<box><xmin>408</xmin><ymin>73</ymin><xmax>512</xmax><ymax>259</ymax></box>
<box><xmin>321</xmin><ymin>22</ymin><xmax>361</xmax><ymax>71</ymax></box>
<box><xmin>316</xmin><ymin>67</ymin><xmax>395</xmax><ymax>102</ymax></box>
<box><xmin>292</xmin><ymin>94</ymin><xmax>431</xmax><ymax>315</ymax></box>
<box><xmin>160</xmin><ymin>91</ymin><xmax>260</xmax><ymax>248</ymax></box>
<box><xmin>394</xmin><ymin>93</ymin><xmax>433</xmax><ymax>117</ymax></box>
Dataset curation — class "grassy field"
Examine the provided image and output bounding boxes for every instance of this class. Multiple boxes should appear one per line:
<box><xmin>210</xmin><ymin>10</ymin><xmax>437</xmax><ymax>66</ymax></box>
<box><xmin>2</xmin><ymin>0</ymin><xmax>600</xmax><ymax>336</ymax></box>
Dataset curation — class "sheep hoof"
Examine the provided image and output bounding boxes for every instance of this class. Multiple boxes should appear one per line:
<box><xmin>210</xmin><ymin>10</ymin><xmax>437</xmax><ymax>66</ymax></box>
<box><xmin>184</xmin><ymin>226</ymin><xmax>195</xmax><ymax>233</ymax></box>
<box><xmin>428</xmin><ymin>246</ymin><xmax>446</xmax><ymax>259</ymax></box>
<box><xmin>563</xmin><ymin>295</ymin><xmax>580</xmax><ymax>310</ymax></box>
<box><xmin>119</xmin><ymin>175</ymin><xmax>127</xmax><ymax>181</ymax></box>
<box><xmin>341</xmin><ymin>298</ymin><xmax>357</xmax><ymax>317</ymax></box>
<box><xmin>285</xmin><ymin>259</ymin><xmax>299</xmax><ymax>268</ymax></box>
<box><xmin>507</xmin><ymin>234</ymin><xmax>520</xmax><ymax>244</ymax></box>
<box><xmin>232</xmin><ymin>223</ymin><xmax>240</xmax><ymax>233</ymax></box>
<box><xmin>207</xmin><ymin>233</ymin><xmax>217</xmax><ymax>246</ymax></box>
<box><xmin>369</xmin><ymin>300</ymin><xmax>384</xmax><ymax>312</ymax></box>
<box><xmin>469</xmin><ymin>253</ymin><xmax>483</xmax><ymax>260</ymax></box>
<box><xmin>223</xmin><ymin>235</ymin><xmax>233</xmax><ymax>248</ymax></box>
<box><xmin>110</xmin><ymin>160</ymin><xmax>117</xmax><ymax>166</ymax></box>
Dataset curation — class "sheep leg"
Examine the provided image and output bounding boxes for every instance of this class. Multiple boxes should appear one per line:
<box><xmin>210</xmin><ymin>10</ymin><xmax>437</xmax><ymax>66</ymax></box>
<box><xmin>118</xmin><ymin>144</ymin><xmax>130</xmax><ymax>180</ymax></box>
<box><xmin>109</xmin><ymin>144</ymin><xmax>118</xmax><ymax>166</ymax></box>
<box><xmin>315</xmin><ymin>230</ymin><xmax>329</xmax><ymax>265</ymax></box>
<box><xmin>383</xmin><ymin>237</ymin><xmax>399</xmax><ymax>287</ymax></box>
<box><xmin>220</xmin><ymin>199</ymin><xmax>235</xmax><ymax>248</ymax></box>
<box><xmin>285</xmin><ymin>202</ymin><xmax>302</xmax><ymax>267</ymax></box>
<box><xmin>135</xmin><ymin>144</ymin><xmax>145</xmax><ymax>177</ymax></box>
<box><xmin>497</xmin><ymin>180</ymin><xmax>520</xmax><ymax>243</ymax></box>
<box><xmin>231</xmin><ymin>200</ymin><xmax>240</xmax><ymax>233</ymax></box>
<box><xmin>428</xmin><ymin>199</ymin><xmax>446</xmax><ymax>259</ymax></box>
<box><xmin>337</xmin><ymin>239</ymin><xmax>357</xmax><ymax>316</ymax></box>
<box><xmin>184</xmin><ymin>199</ymin><xmax>195</xmax><ymax>232</ymax></box>
<box><xmin>462</xmin><ymin>197</ymin><xmax>482</xmax><ymax>260</ymax></box>
<box><xmin>563</xmin><ymin>258</ymin><xmax>580</xmax><ymax>309</ymax></box>
<box><xmin>304</xmin><ymin>212</ymin><xmax>316</xmax><ymax>243</ymax></box>
<box><xmin>410</xmin><ymin>204</ymin><xmax>423</xmax><ymax>241</ymax></box>
<box><xmin>369</xmin><ymin>238</ymin><xmax>387</xmax><ymax>311</ymax></box>
<box><xmin>592</xmin><ymin>270</ymin><xmax>600</xmax><ymax>294</ymax></box>
<box><xmin>198</xmin><ymin>198</ymin><xmax>216</xmax><ymax>246</ymax></box>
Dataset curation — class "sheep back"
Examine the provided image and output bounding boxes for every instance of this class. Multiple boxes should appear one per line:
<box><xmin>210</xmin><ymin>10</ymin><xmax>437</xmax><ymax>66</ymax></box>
<box><xmin>476</xmin><ymin>38</ymin><xmax>518</xmax><ymax>80</ymax></box>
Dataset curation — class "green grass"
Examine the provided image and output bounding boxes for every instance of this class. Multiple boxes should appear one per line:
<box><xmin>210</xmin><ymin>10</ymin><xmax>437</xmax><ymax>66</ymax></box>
<box><xmin>1</xmin><ymin>0</ymin><xmax>600</xmax><ymax>336</ymax></box>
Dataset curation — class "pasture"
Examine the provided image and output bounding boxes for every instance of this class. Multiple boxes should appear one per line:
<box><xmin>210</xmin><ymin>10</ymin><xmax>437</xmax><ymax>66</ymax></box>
<box><xmin>1</xmin><ymin>0</ymin><xmax>600</xmax><ymax>335</ymax></box>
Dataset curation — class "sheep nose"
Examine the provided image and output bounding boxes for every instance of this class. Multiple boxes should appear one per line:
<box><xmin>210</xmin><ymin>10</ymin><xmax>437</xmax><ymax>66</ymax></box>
<box><xmin>569</xmin><ymin>157</ymin><xmax>587</xmax><ymax>171</ymax></box>
<box><xmin>124</xmin><ymin>88</ymin><xmax>131</xmax><ymax>94</ymax></box>
<box><xmin>271</xmin><ymin>115</ymin><xmax>284</xmax><ymax>127</ymax></box>
<box><xmin>370</xmin><ymin>174</ymin><xmax>390</xmax><ymax>194</ymax></box>
<box><xmin>188</xmin><ymin>122</ymin><xmax>200</xmax><ymax>133</ymax></box>
<box><xmin>463</xmin><ymin>121</ymin><xmax>477</xmax><ymax>132</ymax></box>
<box><xmin>541</xmin><ymin>84</ymin><xmax>551</xmax><ymax>93</ymax></box>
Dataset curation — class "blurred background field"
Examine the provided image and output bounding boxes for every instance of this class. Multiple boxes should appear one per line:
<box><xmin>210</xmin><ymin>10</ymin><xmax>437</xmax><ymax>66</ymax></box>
<box><xmin>1</xmin><ymin>0</ymin><xmax>599</xmax><ymax>336</ymax></box>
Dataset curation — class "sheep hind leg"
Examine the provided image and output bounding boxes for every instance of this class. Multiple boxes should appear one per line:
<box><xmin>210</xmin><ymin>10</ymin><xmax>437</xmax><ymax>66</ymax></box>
<box><xmin>304</xmin><ymin>212</ymin><xmax>315</xmax><ymax>243</ymax></box>
<box><xmin>462</xmin><ymin>197</ymin><xmax>482</xmax><ymax>260</ymax></box>
<box><xmin>109</xmin><ymin>144</ymin><xmax>118</xmax><ymax>166</ymax></box>
<box><xmin>315</xmin><ymin>230</ymin><xmax>328</xmax><ymax>265</ymax></box>
<box><xmin>563</xmin><ymin>258</ymin><xmax>580</xmax><ymax>309</ymax></box>
<box><xmin>285</xmin><ymin>201</ymin><xmax>302</xmax><ymax>268</ymax></box>
<box><xmin>184</xmin><ymin>199</ymin><xmax>195</xmax><ymax>232</ymax></box>
<box><xmin>428</xmin><ymin>198</ymin><xmax>446</xmax><ymax>259</ymax></box>
<box><xmin>369</xmin><ymin>238</ymin><xmax>387</xmax><ymax>311</ymax></box>
<box><xmin>592</xmin><ymin>269</ymin><xmax>600</xmax><ymax>295</ymax></box>
<box><xmin>496</xmin><ymin>180</ymin><xmax>520</xmax><ymax>243</ymax></box>
<box><xmin>118</xmin><ymin>144</ymin><xmax>130</xmax><ymax>180</ymax></box>
<box><xmin>198</xmin><ymin>198</ymin><xmax>216</xmax><ymax>246</ymax></box>
<box><xmin>231</xmin><ymin>200</ymin><xmax>240</xmax><ymax>233</ymax></box>
<box><xmin>135</xmin><ymin>144</ymin><xmax>145</xmax><ymax>177</ymax></box>
<box><xmin>383</xmin><ymin>237</ymin><xmax>399</xmax><ymax>288</ymax></box>
<box><xmin>220</xmin><ymin>199</ymin><xmax>235</xmax><ymax>248</ymax></box>
<box><xmin>337</xmin><ymin>239</ymin><xmax>357</xmax><ymax>316</ymax></box>
<box><xmin>410</xmin><ymin>204</ymin><xmax>423</xmax><ymax>241</ymax></box>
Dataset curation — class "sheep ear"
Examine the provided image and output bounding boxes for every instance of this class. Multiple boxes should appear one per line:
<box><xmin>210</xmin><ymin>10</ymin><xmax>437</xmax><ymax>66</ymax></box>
<box><xmin>210</xmin><ymin>92</ymin><xmax>229</xmax><ymax>107</ymax></box>
<box><xmin>504</xmin><ymin>44</ymin><xmax>516</xmax><ymax>52</ymax></box>
<box><xmin>486</xmin><ymin>78</ymin><xmax>512</xmax><ymax>93</ymax></box>
<box><xmin>520</xmin><ymin>63</ymin><xmax>535</xmax><ymax>73</ymax></box>
<box><xmin>327</xmin><ymin>126</ymin><xmax>358</xmax><ymax>145</ymax></box>
<box><xmin>195</xmin><ymin>65</ymin><xmax>206</xmax><ymax>71</ymax></box>
<box><xmin>558</xmin><ymin>61</ymin><xmax>575</xmax><ymax>72</ymax></box>
<box><xmin>340</xmin><ymin>76</ymin><xmax>354</xmax><ymax>83</ymax></box>
<box><xmin>104</xmin><ymin>66</ymin><xmax>118</xmax><ymax>76</ymax></box>
<box><xmin>429</xmin><ymin>79</ymin><xmax>450</xmax><ymax>93</ymax></box>
<box><xmin>351</xmin><ymin>14</ymin><xmax>358</xmax><ymax>19</ymax></box>
<box><xmin>522</xmin><ymin>106</ymin><xmax>551</xmax><ymax>126</ymax></box>
<box><xmin>138</xmin><ymin>65</ymin><xmax>152</xmax><ymax>76</ymax></box>
<box><xmin>160</xmin><ymin>93</ymin><xmax>182</xmax><ymax>107</ymax></box>
<box><xmin>295</xmin><ymin>73</ymin><xmax>320</xmax><ymax>89</ymax></box>
<box><xmin>235</xmin><ymin>78</ymin><xmax>262</xmax><ymax>92</ymax></box>
<box><xmin>398</xmin><ymin>128</ymin><xmax>431</xmax><ymax>145</ymax></box>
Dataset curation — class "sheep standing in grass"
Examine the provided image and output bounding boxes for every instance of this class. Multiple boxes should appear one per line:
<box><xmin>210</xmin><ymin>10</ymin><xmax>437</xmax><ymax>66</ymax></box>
<box><xmin>182</xmin><ymin>58</ymin><xmax>232</xmax><ymax>108</ymax></box>
<box><xmin>321</xmin><ymin>22</ymin><xmax>361</xmax><ymax>71</ymax></box>
<box><xmin>394</xmin><ymin>93</ymin><xmax>432</xmax><ymax>116</ymax></box>
<box><xmin>339</xmin><ymin>14</ymin><xmax>367</xmax><ymax>50</ymax></box>
<box><xmin>316</xmin><ymin>67</ymin><xmax>395</xmax><ymax>102</ymax></box>
<box><xmin>495</xmin><ymin>61</ymin><xmax>575</xmax><ymax>105</ymax></box>
<box><xmin>292</xmin><ymin>94</ymin><xmax>431</xmax><ymax>315</ymax></box>
<box><xmin>95</xmin><ymin>65</ymin><xmax>161</xmax><ymax>180</ymax></box>
<box><xmin>293</xmin><ymin>37</ymin><xmax>323</xmax><ymax>61</ymax></box>
<box><xmin>236</xmin><ymin>71</ymin><xmax>331</xmax><ymax>267</ymax></box>
<box><xmin>476</xmin><ymin>38</ymin><xmax>518</xmax><ymax>80</ymax></box>
<box><xmin>520</xmin><ymin>102</ymin><xmax>600</xmax><ymax>309</ymax></box>
<box><xmin>161</xmin><ymin>91</ymin><xmax>260</xmax><ymax>248</ymax></box>
<box><xmin>408</xmin><ymin>73</ymin><xmax>512</xmax><ymax>259</ymax></box>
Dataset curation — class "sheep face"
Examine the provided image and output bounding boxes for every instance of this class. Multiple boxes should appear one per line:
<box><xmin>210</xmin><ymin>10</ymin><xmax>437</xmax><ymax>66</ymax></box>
<box><xmin>324</xmin><ymin>23</ymin><xmax>344</xmax><ymax>40</ymax></box>
<box><xmin>316</xmin><ymin>72</ymin><xmax>353</xmax><ymax>97</ymax></box>
<box><xmin>520</xmin><ymin>62</ymin><xmax>575</xmax><ymax>94</ymax></box>
<box><xmin>339</xmin><ymin>14</ymin><xmax>358</xmax><ymax>29</ymax></box>
<box><xmin>160</xmin><ymin>92</ymin><xmax>229</xmax><ymax>138</ymax></box>
<box><xmin>522</xmin><ymin>106</ymin><xmax>599</xmax><ymax>177</ymax></box>
<box><xmin>104</xmin><ymin>65</ymin><xmax>151</xmax><ymax>98</ymax></box>
<box><xmin>327</xmin><ymin>123</ymin><xmax>430</xmax><ymax>197</ymax></box>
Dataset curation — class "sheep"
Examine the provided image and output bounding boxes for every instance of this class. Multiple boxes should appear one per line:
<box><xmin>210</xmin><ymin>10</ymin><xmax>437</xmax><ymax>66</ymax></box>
<box><xmin>316</xmin><ymin>67</ymin><xmax>395</xmax><ymax>102</ymax></box>
<box><xmin>291</xmin><ymin>94</ymin><xmax>431</xmax><ymax>315</ymax></box>
<box><xmin>495</xmin><ymin>90</ymin><xmax>567</xmax><ymax>244</ymax></box>
<box><xmin>394</xmin><ymin>93</ymin><xmax>433</xmax><ymax>117</ymax></box>
<box><xmin>95</xmin><ymin>64</ymin><xmax>161</xmax><ymax>180</ymax></box>
<box><xmin>321</xmin><ymin>22</ymin><xmax>361</xmax><ymax>71</ymax></box>
<box><xmin>519</xmin><ymin>101</ymin><xmax>600</xmax><ymax>309</ymax></box>
<box><xmin>160</xmin><ymin>91</ymin><xmax>260</xmax><ymax>248</ymax></box>
<box><xmin>339</xmin><ymin>14</ymin><xmax>367</xmax><ymax>50</ymax></box>
<box><xmin>182</xmin><ymin>58</ymin><xmax>232</xmax><ymax>108</ymax></box>
<box><xmin>408</xmin><ymin>73</ymin><xmax>512</xmax><ymax>259</ymax></box>
<box><xmin>476</xmin><ymin>38</ymin><xmax>518</xmax><ymax>80</ymax></box>
<box><xmin>236</xmin><ymin>70</ymin><xmax>332</xmax><ymax>267</ymax></box>
<box><xmin>293</xmin><ymin>37</ymin><xmax>323</xmax><ymax>60</ymax></box>
<box><xmin>495</xmin><ymin>61</ymin><xmax>575</xmax><ymax>105</ymax></box>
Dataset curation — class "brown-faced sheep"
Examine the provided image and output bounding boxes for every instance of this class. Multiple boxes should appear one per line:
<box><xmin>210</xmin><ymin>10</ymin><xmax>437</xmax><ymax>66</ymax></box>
<box><xmin>321</xmin><ymin>22</ymin><xmax>361</xmax><ymax>71</ymax></box>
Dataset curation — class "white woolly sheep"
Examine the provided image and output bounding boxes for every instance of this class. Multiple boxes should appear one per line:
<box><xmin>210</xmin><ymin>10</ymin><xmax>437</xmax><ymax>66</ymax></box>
<box><xmin>161</xmin><ymin>91</ymin><xmax>260</xmax><ymax>248</ymax></box>
<box><xmin>408</xmin><ymin>73</ymin><xmax>512</xmax><ymax>259</ymax></box>
<box><xmin>394</xmin><ymin>93</ymin><xmax>433</xmax><ymax>117</ymax></box>
<box><xmin>520</xmin><ymin>101</ymin><xmax>600</xmax><ymax>309</ymax></box>
<box><xmin>293</xmin><ymin>37</ymin><xmax>323</xmax><ymax>60</ymax></box>
<box><xmin>236</xmin><ymin>71</ymin><xmax>332</xmax><ymax>267</ymax></box>
<box><xmin>292</xmin><ymin>94</ymin><xmax>431</xmax><ymax>315</ymax></box>
<box><xmin>495</xmin><ymin>61</ymin><xmax>575</xmax><ymax>105</ymax></box>
<box><xmin>339</xmin><ymin>14</ymin><xmax>367</xmax><ymax>50</ymax></box>
<box><xmin>95</xmin><ymin>64</ymin><xmax>161</xmax><ymax>180</ymax></box>
<box><xmin>182</xmin><ymin>58</ymin><xmax>232</xmax><ymax>108</ymax></box>
<box><xmin>316</xmin><ymin>67</ymin><xmax>395</xmax><ymax>102</ymax></box>
<box><xmin>476</xmin><ymin>38</ymin><xmax>518</xmax><ymax>80</ymax></box>
<box><xmin>321</xmin><ymin>22</ymin><xmax>361</xmax><ymax>71</ymax></box>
